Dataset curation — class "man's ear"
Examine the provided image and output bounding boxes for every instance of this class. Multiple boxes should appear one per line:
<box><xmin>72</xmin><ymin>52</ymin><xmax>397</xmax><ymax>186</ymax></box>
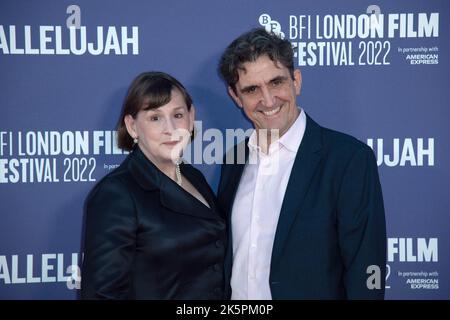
<box><xmin>228</xmin><ymin>86</ymin><xmax>243</xmax><ymax>108</ymax></box>
<box><xmin>293</xmin><ymin>69</ymin><xmax>302</xmax><ymax>95</ymax></box>
<box><xmin>124</xmin><ymin>114</ymin><xmax>137</xmax><ymax>139</ymax></box>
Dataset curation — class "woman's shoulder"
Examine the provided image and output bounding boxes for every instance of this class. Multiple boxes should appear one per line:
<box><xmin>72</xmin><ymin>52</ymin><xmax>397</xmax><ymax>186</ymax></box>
<box><xmin>86</xmin><ymin>158</ymin><xmax>135</xmax><ymax>204</ymax></box>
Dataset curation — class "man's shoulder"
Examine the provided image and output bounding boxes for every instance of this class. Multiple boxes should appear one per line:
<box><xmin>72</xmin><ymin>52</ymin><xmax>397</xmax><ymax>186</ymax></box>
<box><xmin>319</xmin><ymin>125</ymin><xmax>372</xmax><ymax>156</ymax></box>
<box><xmin>321</xmin><ymin>126</ymin><xmax>366</xmax><ymax>147</ymax></box>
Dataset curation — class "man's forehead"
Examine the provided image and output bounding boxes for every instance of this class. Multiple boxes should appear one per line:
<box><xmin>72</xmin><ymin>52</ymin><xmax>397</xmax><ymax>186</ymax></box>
<box><xmin>236</xmin><ymin>59</ymin><xmax>287</xmax><ymax>84</ymax></box>
<box><xmin>239</xmin><ymin>57</ymin><xmax>283</xmax><ymax>72</ymax></box>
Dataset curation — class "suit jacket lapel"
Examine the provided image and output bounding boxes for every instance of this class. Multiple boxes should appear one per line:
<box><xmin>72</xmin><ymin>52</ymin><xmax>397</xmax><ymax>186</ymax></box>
<box><xmin>219</xmin><ymin>139</ymin><xmax>249</xmax><ymax>218</ymax></box>
<box><xmin>220</xmin><ymin>139</ymin><xmax>249</xmax><ymax>298</ymax></box>
<box><xmin>128</xmin><ymin>146</ymin><xmax>160</xmax><ymax>191</ymax></box>
<box><xmin>128</xmin><ymin>146</ymin><xmax>218</xmax><ymax>220</ymax></box>
<box><xmin>271</xmin><ymin>114</ymin><xmax>323</xmax><ymax>269</ymax></box>
<box><xmin>179</xmin><ymin>163</ymin><xmax>220</xmax><ymax>216</ymax></box>
<box><xmin>159</xmin><ymin>175</ymin><xmax>217</xmax><ymax>220</ymax></box>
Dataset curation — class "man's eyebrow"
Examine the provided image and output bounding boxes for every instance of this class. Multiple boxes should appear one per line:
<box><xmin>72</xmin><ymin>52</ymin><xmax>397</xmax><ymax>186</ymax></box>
<box><xmin>240</xmin><ymin>84</ymin><xmax>259</xmax><ymax>92</ymax></box>
<box><xmin>239</xmin><ymin>75</ymin><xmax>288</xmax><ymax>92</ymax></box>
<box><xmin>269</xmin><ymin>75</ymin><xmax>288</xmax><ymax>83</ymax></box>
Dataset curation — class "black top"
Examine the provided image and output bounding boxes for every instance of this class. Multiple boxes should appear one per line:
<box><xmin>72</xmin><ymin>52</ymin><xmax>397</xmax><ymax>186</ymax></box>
<box><xmin>81</xmin><ymin>146</ymin><xmax>226</xmax><ymax>299</ymax></box>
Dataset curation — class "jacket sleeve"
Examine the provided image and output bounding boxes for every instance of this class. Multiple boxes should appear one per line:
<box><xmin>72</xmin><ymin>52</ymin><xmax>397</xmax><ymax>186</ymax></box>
<box><xmin>80</xmin><ymin>177</ymin><xmax>137</xmax><ymax>299</ymax></box>
<box><xmin>337</xmin><ymin>145</ymin><xmax>387</xmax><ymax>299</ymax></box>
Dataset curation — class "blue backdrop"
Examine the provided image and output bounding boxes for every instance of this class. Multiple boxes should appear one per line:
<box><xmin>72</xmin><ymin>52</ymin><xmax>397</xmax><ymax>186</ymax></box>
<box><xmin>1</xmin><ymin>0</ymin><xmax>449</xmax><ymax>299</ymax></box>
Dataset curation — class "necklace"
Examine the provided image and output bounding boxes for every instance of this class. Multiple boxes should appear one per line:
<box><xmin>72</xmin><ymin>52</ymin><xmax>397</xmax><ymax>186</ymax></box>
<box><xmin>175</xmin><ymin>159</ymin><xmax>182</xmax><ymax>186</ymax></box>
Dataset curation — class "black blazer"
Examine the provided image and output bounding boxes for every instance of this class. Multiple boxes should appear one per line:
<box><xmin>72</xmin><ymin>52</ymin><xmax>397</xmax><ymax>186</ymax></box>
<box><xmin>218</xmin><ymin>113</ymin><xmax>387</xmax><ymax>299</ymax></box>
<box><xmin>81</xmin><ymin>146</ymin><xmax>226</xmax><ymax>299</ymax></box>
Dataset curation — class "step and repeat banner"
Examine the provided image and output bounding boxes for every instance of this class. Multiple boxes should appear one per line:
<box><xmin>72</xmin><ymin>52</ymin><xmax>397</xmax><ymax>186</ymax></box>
<box><xmin>0</xmin><ymin>1</ymin><xmax>449</xmax><ymax>299</ymax></box>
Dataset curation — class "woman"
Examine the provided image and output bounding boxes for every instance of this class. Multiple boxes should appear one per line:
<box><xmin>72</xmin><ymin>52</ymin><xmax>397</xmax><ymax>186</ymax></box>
<box><xmin>80</xmin><ymin>72</ymin><xmax>226</xmax><ymax>299</ymax></box>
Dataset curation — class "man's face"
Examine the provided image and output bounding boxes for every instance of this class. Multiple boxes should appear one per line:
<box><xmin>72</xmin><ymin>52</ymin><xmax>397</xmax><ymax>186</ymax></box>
<box><xmin>229</xmin><ymin>54</ymin><xmax>301</xmax><ymax>137</ymax></box>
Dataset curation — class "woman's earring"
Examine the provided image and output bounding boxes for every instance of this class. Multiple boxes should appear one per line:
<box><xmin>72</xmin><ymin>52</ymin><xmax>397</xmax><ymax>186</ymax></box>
<box><xmin>190</xmin><ymin>126</ymin><xmax>196</xmax><ymax>141</ymax></box>
<box><xmin>133</xmin><ymin>137</ymin><xmax>138</xmax><ymax>144</ymax></box>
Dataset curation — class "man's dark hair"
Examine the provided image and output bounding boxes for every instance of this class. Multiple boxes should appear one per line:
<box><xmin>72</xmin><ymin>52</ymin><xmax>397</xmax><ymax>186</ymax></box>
<box><xmin>218</xmin><ymin>28</ymin><xmax>295</xmax><ymax>94</ymax></box>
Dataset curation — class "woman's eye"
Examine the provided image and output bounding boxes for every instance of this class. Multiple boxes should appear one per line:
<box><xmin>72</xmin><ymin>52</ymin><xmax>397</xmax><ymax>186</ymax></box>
<box><xmin>150</xmin><ymin>116</ymin><xmax>159</xmax><ymax>121</ymax></box>
<box><xmin>174</xmin><ymin>113</ymin><xmax>184</xmax><ymax>119</ymax></box>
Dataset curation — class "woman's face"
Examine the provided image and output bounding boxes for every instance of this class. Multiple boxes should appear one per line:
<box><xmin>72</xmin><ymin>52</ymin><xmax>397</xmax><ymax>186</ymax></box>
<box><xmin>125</xmin><ymin>88</ymin><xmax>195</xmax><ymax>166</ymax></box>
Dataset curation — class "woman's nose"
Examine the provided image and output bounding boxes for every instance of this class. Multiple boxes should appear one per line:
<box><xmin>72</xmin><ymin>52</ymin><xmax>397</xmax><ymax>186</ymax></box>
<box><xmin>163</xmin><ymin>117</ymin><xmax>176</xmax><ymax>133</ymax></box>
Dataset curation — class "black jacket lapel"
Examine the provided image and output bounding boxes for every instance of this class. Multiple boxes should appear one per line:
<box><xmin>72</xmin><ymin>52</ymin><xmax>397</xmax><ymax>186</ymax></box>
<box><xmin>181</xmin><ymin>163</ymin><xmax>219</xmax><ymax>215</ymax></box>
<box><xmin>159</xmin><ymin>176</ymin><xmax>217</xmax><ymax>220</ymax></box>
<box><xmin>128</xmin><ymin>146</ymin><xmax>218</xmax><ymax>220</ymax></box>
<box><xmin>270</xmin><ymin>114</ymin><xmax>323</xmax><ymax>269</ymax></box>
<box><xmin>128</xmin><ymin>146</ymin><xmax>160</xmax><ymax>191</ymax></box>
<box><xmin>218</xmin><ymin>139</ymin><xmax>249</xmax><ymax>218</ymax></box>
<box><xmin>218</xmin><ymin>139</ymin><xmax>249</xmax><ymax>299</ymax></box>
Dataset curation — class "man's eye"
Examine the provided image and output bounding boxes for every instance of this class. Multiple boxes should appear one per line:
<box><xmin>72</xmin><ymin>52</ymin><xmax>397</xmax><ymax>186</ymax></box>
<box><xmin>243</xmin><ymin>86</ymin><xmax>258</xmax><ymax>94</ymax></box>
<box><xmin>272</xmin><ymin>79</ymin><xmax>284</xmax><ymax>86</ymax></box>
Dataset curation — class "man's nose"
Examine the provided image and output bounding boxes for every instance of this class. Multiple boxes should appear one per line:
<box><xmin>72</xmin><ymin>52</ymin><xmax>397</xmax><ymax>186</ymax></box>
<box><xmin>260</xmin><ymin>86</ymin><xmax>275</xmax><ymax>108</ymax></box>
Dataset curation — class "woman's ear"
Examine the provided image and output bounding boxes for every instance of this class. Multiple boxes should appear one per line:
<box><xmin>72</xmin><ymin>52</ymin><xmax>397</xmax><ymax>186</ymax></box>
<box><xmin>189</xmin><ymin>105</ymin><xmax>196</xmax><ymax>132</ymax></box>
<box><xmin>124</xmin><ymin>114</ymin><xmax>137</xmax><ymax>139</ymax></box>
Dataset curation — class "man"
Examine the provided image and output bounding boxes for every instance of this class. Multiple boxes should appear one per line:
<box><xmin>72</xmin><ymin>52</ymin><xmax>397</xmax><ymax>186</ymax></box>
<box><xmin>217</xmin><ymin>28</ymin><xmax>386</xmax><ymax>299</ymax></box>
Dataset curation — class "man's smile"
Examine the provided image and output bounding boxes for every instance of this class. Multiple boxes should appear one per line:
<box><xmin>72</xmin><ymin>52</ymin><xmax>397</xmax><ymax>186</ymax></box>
<box><xmin>260</xmin><ymin>105</ymin><xmax>282</xmax><ymax>117</ymax></box>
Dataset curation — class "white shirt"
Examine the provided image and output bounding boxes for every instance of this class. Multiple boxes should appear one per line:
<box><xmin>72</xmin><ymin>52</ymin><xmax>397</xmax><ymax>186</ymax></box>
<box><xmin>230</xmin><ymin>109</ymin><xmax>306</xmax><ymax>300</ymax></box>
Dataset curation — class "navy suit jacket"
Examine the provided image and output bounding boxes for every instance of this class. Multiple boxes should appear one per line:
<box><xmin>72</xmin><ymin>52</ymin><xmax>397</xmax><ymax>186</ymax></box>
<box><xmin>81</xmin><ymin>146</ymin><xmax>226</xmax><ymax>299</ymax></box>
<box><xmin>218</xmin><ymin>113</ymin><xmax>386</xmax><ymax>299</ymax></box>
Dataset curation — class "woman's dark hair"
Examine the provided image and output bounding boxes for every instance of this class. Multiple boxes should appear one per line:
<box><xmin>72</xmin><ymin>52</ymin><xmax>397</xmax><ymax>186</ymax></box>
<box><xmin>218</xmin><ymin>28</ymin><xmax>295</xmax><ymax>94</ymax></box>
<box><xmin>117</xmin><ymin>71</ymin><xmax>193</xmax><ymax>151</ymax></box>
